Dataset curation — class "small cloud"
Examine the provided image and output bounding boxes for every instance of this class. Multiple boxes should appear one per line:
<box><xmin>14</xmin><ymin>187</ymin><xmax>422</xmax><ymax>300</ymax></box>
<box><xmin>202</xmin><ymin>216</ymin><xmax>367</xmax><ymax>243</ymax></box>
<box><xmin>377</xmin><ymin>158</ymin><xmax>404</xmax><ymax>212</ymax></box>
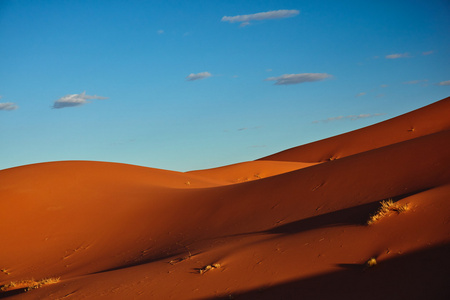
<box><xmin>314</xmin><ymin>113</ymin><xmax>385</xmax><ymax>123</ymax></box>
<box><xmin>376</xmin><ymin>94</ymin><xmax>385</xmax><ymax>98</ymax></box>
<box><xmin>324</xmin><ymin>116</ymin><xmax>344</xmax><ymax>122</ymax></box>
<box><xmin>265</xmin><ymin>73</ymin><xmax>332</xmax><ymax>85</ymax></box>
<box><xmin>221</xmin><ymin>9</ymin><xmax>299</xmax><ymax>26</ymax></box>
<box><xmin>0</xmin><ymin>102</ymin><xmax>18</xmax><ymax>111</ymax></box>
<box><xmin>437</xmin><ymin>80</ymin><xmax>450</xmax><ymax>86</ymax></box>
<box><xmin>355</xmin><ymin>92</ymin><xmax>366</xmax><ymax>97</ymax></box>
<box><xmin>266</xmin><ymin>69</ymin><xmax>273</xmax><ymax>72</ymax></box>
<box><xmin>385</xmin><ymin>53</ymin><xmax>410</xmax><ymax>59</ymax></box>
<box><xmin>185</xmin><ymin>72</ymin><xmax>212</xmax><ymax>81</ymax></box>
<box><xmin>53</xmin><ymin>91</ymin><xmax>108</xmax><ymax>109</ymax></box>
<box><xmin>422</xmin><ymin>51</ymin><xmax>434</xmax><ymax>56</ymax></box>
<box><xmin>157</xmin><ymin>29</ymin><xmax>164</xmax><ymax>34</ymax></box>
<box><xmin>237</xmin><ymin>126</ymin><xmax>260</xmax><ymax>131</ymax></box>
<box><xmin>403</xmin><ymin>79</ymin><xmax>428</xmax><ymax>85</ymax></box>
<box><xmin>380</xmin><ymin>84</ymin><xmax>388</xmax><ymax>88</ymax></box>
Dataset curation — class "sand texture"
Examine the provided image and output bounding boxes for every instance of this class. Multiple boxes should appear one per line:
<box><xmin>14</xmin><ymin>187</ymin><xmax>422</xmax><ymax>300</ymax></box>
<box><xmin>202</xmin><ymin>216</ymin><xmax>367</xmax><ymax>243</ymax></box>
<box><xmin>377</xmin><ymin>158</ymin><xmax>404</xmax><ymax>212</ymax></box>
<box><xmin>1</xmin><ymin>97</ymin><xmax>450</xmax><ymax>299</ymax></box>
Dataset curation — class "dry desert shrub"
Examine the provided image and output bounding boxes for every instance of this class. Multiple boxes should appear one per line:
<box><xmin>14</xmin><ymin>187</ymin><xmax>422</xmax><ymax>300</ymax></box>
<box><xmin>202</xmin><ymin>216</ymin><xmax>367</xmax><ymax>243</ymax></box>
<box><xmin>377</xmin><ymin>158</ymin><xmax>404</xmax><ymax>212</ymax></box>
<box><xmin>365</xmin><ymin>257</ymin><xmax>377</xmax><ymax>268</ymax></box>
<box><xmin>367</xmin><ymin>199</ymin><xmax>409</xmax><ymax>225</ymax></box>
<box><xmin>0</xmin><ymin>269</ymin><xmax>10</xmax><ymax>275</ymax></box>
<box><xmin>199</xmin><ymin>263</ymin><xmax>221</xmax><ymax>274</ymax></box>
<box><xmin>0</xmin><ymin>277</ymin><xmax>60</xmax><ymax>292</ymax></box>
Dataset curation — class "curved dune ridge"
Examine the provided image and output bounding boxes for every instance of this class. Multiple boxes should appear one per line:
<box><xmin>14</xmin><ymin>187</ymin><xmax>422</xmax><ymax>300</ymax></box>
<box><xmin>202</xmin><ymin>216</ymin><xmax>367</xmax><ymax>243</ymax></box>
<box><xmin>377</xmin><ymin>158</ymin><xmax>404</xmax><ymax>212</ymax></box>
<box><xmin>259</xmin><ymin>96</ymin><xmax>450</xmax><ymax>162</ymax></box>
<box><xmin>1</xmin><ymin>97</ymin><xmax>450</xmax><ymax>299</ymax></box>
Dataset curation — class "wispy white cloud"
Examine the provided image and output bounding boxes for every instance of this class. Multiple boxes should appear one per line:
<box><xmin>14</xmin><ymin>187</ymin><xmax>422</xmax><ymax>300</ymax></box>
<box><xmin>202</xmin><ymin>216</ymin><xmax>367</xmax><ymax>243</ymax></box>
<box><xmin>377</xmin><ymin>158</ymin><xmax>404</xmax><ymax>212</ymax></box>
<box><xmin>265</xmin><ymin>73</ymin><xmax>332</xmax><ymax>85</ymax></box>
<box><xmin>185</xmin><ymin>72</ymin><xmax>211</xmax><ymax>81</ymax></box>
<box><xmin>422</xmin><ymin>50</ymin><xmax>434</xmax><ymax>56</ymax></box>
<box><xmin>53</xmin><ymin>91</ymin><xmax>108</xmax><ymax>109</ymax></box>
<box><xmin>0</xmin><ymin>102</ymin><xmax>18</xmax><ymax>111</ymax></box>
<box><xmin>313</xmin><ymin>113</ymin><xmax>385</xmax><ymax>123</ymax></box>
<box><xmin>237</xmin><ymin>126</ymin><xmax>261</xmax><ymax>131</ymax></box>
<box><xmin>437</xmin><ymin>80</ymin><xmax>450</xmax><ymax>86</ymax></box>
<box><xmin>221</xmin><ymin>9</ymin><xmax>299</xmax><ymax>26</ymax></box>
<box><xmin>385</xmin><ymin>53</ymin><xmax>410</xmax><ymax>59</ymax></box>
<box><xmin>403</xmin><ymin>79</ymin><xmax>428</xmax><ymax>85</ymax></box>
<box><xmin>157</xmin><ymin>29</ymin><xmax>164</xmax><ymax>34</ymax></box>
<box><xmin>355</xmin><ymin>92</ymin><xmax>366</xmax><ymax>97</ymax></box>
<box><xmin>380</xmin><ymin>84</ymin><xmax>388</xmax><ymax>88</ymax></box>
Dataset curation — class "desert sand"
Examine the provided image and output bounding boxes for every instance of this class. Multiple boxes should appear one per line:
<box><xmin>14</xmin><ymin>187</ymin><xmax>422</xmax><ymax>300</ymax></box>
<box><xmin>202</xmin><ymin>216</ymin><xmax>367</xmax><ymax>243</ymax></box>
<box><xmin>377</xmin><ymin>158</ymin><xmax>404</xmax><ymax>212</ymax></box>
<box><xmin>1</xmin><ymin>97</ymin><xmax>450</xmax><ymax>299</ymax></box>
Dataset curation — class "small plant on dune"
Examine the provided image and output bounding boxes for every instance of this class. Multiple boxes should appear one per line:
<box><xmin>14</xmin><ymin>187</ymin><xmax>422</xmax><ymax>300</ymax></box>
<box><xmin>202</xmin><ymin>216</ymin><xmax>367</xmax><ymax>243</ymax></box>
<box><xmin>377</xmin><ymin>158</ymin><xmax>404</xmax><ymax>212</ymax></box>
<box><xmin>367</xmin><ymin>199</ymin><xmax>409</xmax><ymax>225</ymax></box>
<box><xmin>365</xmin><ymin>257</ymin><xmax>377</xmax><ymax>268</ymax></box>
<box><xmin>0</xmin><ymin>277</ymin><xmax>60</xmax><ymax>292</ymax></box>
<box><xmin>199</xmin><ymin>263</ymin><xmax>221</xmax><ymax>274</ymax></box>
<box><xmin>0</xmin><ymin>269</ymin><xmax>10</xmax><ymax>275</ymax></box>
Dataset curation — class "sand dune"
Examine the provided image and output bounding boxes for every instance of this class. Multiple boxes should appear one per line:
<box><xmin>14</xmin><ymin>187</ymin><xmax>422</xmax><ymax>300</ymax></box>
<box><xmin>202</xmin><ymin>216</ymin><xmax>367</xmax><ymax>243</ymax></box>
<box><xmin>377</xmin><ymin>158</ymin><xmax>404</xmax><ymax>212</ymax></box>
<box><xmin>187</xmin><ymin>160</ymin><xmax>318</xmax><ymax>184</ymax></box>
<box><xmin>1</xmin><ymin>97</ymin><xmax>449</xmax><ymax>299</ymax></box>
<box><xmin>260</xmin><ymin>97</ymin><xmax>450</xmax><ymax>162</ymax></box>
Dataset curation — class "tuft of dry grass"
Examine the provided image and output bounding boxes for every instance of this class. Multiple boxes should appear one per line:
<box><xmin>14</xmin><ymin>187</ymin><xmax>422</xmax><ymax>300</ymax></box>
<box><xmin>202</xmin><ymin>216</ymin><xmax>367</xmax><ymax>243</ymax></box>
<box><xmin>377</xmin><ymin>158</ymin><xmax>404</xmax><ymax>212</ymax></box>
<box><xmin>367</xmin><ymin>199</ymin><xmax>409</xmax><ymax>225</ymax></box>
<box><xmin>0</xmin><ymin>277</ymin><xmax>60</xmax><ymax>292</ymax></box>
<box><xmin>199</xmin><ymin>263</ymin><xmax>221</xmax><ymax>274</ymax></box>
<box><xmin>365</xmin><ymin>257</ymin><xmax>377</xmax><ymax>268</ymax></box>
<box><xmin>0</xmin><ymin>269</ymin><xmax>10</xmax><ymax>275</ymax></box>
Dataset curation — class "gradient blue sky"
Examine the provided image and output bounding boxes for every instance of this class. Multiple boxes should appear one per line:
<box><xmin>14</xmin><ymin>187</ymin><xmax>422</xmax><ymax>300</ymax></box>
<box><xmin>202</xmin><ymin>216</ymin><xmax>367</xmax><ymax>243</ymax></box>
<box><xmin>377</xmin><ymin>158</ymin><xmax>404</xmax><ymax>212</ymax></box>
<box><xmin>1</xmin><ymin>0</ymin><xmax>449</xmax><ymax>171</ymax></box>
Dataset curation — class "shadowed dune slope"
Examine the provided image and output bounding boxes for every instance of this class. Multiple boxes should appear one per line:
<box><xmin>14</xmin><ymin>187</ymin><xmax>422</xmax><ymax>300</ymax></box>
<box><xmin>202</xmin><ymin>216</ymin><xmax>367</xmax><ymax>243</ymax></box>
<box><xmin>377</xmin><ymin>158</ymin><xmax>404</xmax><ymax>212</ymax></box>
<box><xmin>222</xmin><ymin>243</ymin><xmax>450</xmax><ymax>300</ymax></box>
<box><xmin>259</xmin><ymin>96</ymin><xmax>450</xmax><ymax>163</ymax></box>
<box><xmin>1</xmin><ymin>97</ymin><xmax>450</xmax><ymax>299</ymax></box>
<box><xmin>186</xmin><ymin>160</ymin><xmax>318</xmax><ymax>184</ymax></box>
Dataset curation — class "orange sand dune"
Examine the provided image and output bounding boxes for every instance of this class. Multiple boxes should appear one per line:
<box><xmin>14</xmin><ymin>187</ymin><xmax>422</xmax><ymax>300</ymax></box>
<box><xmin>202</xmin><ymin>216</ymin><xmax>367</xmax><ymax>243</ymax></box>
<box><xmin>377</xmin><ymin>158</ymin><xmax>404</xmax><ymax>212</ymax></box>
<box><xmin>1</xmin><ymin>97</ymin><xmax>450</xmax><ymax>299</ymax></box>
<box><xmin>187</xmin><ymin>160</ymin><xmax>318</xmax><ymax>184</ymax></box>
<box><xmin>260</xmin><ymin>96</ymin><xmax>450</xmax><ymax>162</ymax></box>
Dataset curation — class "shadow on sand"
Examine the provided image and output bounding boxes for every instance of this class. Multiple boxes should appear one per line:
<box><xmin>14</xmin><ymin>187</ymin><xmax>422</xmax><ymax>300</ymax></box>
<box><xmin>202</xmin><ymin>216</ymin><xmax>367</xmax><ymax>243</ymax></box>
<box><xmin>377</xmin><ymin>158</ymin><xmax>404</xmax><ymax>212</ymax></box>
<box><xmin>225</xmin><ymin>189</ymin><xmax>430</xmax><ymax>239</ymax></box>
<box><xmin>204</xmin><ymin>243</ymin><xmax>450</xmax><ymax>300</ymax></box>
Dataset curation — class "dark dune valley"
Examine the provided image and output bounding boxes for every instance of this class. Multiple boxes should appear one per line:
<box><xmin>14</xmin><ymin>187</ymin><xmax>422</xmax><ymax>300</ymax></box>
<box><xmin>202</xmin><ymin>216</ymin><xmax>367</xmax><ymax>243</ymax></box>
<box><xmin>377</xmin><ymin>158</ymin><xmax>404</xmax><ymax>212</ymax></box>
<box><xmin>1</xmin><ymin>97</ymin><xmax>450</xmax><ymax>299</ymax></box>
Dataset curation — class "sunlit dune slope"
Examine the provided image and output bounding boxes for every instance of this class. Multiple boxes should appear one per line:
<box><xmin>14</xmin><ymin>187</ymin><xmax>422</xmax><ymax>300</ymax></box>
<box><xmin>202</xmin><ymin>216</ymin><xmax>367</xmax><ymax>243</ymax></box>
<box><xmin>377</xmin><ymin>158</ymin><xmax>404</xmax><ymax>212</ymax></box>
<box><xmin>1</xmin><ymin>97</ymin><xmax>450</xmax><ymax>299</ymax></box>
<box><xmin>259</xmin><ymin>96</ymin><xmax>450</xmax><ymax>162</ymax></box>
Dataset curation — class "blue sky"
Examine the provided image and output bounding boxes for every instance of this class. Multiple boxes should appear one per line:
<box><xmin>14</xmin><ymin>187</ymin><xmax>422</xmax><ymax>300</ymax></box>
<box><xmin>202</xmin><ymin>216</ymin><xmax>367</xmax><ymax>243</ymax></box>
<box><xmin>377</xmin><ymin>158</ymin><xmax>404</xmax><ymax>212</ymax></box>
<box><xmin>1</xmin><ymin>0</ymin><xmax>449</xmax><ymax>171</ymax></box>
